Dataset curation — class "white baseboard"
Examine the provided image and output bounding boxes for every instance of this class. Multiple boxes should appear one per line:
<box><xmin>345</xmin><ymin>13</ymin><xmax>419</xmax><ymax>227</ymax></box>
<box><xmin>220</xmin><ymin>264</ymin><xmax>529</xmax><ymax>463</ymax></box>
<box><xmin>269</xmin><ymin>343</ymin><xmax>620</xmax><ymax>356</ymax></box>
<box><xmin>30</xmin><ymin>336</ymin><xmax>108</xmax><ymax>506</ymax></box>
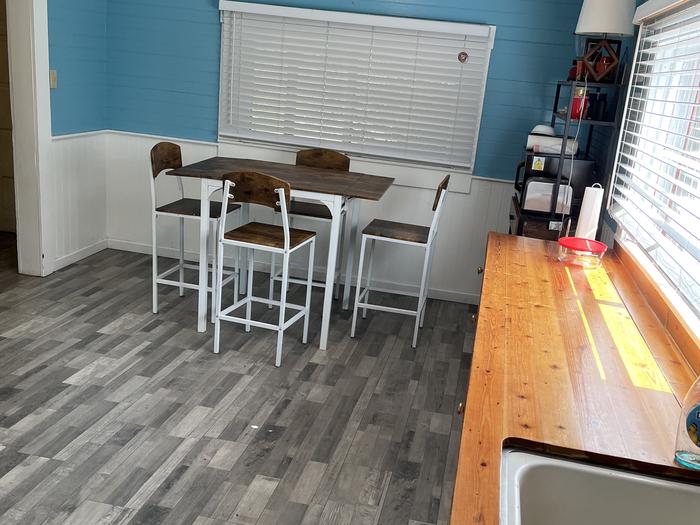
<box><xmin>106</xmin><ymin>237</ymin><xmax>477</xmax><ymax>304</ymax></box>
<box><xmin>54</xmin><ymin>240</ymin><xmax>109</xmax><ymax>271</ymax></box>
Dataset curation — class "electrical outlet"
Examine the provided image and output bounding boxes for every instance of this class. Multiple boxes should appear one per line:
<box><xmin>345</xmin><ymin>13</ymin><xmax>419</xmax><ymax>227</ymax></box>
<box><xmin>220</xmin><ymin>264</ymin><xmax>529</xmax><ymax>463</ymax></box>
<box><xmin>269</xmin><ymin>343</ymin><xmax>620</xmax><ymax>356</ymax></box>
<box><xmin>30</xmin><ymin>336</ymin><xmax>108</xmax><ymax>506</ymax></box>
<box><xmin>49</xmin><ymin>70</ymin><xmax>58</xmax><ymax>89</ymax></box>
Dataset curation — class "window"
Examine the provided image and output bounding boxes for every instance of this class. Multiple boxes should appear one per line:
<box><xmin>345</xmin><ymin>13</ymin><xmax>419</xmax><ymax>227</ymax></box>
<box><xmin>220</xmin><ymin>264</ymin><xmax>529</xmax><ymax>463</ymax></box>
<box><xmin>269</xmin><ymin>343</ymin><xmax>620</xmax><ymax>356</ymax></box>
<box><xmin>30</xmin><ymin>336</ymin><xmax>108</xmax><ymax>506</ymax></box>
<box><xmin>610</xmin><ymin>0</ymin><xmax>700</xmax><ymax>319</ymax></box>
<box><xmin>218</xmin><ymin>1</ymin><xmax>495</xmax><ymax>170</ymax></box>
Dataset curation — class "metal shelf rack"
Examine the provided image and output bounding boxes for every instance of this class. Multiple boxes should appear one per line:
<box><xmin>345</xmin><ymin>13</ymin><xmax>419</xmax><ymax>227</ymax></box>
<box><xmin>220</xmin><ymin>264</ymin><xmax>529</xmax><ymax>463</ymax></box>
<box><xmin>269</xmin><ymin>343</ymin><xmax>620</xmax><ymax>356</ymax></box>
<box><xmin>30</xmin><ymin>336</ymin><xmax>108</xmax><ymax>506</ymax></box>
<box><xmin>546</xmin><ymin>80</ymin><xmax>624</xmax><ymax>220</ymax></box>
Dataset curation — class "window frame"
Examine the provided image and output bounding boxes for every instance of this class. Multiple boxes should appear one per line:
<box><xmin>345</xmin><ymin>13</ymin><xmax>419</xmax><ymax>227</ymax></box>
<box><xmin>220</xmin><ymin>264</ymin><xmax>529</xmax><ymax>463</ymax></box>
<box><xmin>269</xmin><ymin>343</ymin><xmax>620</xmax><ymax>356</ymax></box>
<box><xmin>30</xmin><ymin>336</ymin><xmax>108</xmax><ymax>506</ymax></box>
<box><xmin>609</xmin><ymin>0</ymin><xmax>700</xmax><ymax>341</ymax></box>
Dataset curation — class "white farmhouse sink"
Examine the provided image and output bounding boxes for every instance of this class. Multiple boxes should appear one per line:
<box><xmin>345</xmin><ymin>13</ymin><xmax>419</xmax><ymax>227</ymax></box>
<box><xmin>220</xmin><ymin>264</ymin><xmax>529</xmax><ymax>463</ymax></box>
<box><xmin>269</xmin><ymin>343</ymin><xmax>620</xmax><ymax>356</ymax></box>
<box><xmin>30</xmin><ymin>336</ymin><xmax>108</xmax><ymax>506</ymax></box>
<box><xmin>501</xmin><ymin>449</ymin><xmax>700</xmax><ymax>525</ymax></box>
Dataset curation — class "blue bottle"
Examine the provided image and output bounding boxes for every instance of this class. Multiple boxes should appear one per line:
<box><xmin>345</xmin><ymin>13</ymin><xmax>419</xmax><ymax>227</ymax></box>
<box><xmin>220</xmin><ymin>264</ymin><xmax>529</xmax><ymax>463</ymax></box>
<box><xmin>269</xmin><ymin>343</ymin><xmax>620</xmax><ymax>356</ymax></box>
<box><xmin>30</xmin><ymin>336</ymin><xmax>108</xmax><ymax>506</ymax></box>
<box><xmin>675</xmin><ymin>376</ymin><xmax>700</xmax><ymax>470</ymax></box>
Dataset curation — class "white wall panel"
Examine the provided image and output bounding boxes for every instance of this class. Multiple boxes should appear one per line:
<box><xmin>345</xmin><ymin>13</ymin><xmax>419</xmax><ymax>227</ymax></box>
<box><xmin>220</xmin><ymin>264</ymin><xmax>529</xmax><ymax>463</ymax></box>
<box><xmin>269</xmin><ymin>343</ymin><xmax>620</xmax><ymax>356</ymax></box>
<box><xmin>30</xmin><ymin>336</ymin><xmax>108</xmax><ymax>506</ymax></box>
<box><xmin>104</xmin><ymin>132</ymin><xmax>218</xmax><ymax>259</ymax></box>
<box><xmin>49</xmin><ymin>133</ymin><xmax>108</xmax><ymax>269</ymax></box>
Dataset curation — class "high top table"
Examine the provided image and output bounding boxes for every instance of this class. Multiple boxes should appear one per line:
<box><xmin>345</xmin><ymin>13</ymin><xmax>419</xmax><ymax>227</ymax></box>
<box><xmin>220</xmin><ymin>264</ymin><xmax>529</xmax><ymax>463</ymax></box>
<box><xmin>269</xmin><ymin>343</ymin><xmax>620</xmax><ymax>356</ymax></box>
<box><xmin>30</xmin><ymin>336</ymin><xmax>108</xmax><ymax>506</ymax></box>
<box><xmin>168</xmin><ymin>157</ymin><xmax>394</xmax><ymax>350</ymax></box>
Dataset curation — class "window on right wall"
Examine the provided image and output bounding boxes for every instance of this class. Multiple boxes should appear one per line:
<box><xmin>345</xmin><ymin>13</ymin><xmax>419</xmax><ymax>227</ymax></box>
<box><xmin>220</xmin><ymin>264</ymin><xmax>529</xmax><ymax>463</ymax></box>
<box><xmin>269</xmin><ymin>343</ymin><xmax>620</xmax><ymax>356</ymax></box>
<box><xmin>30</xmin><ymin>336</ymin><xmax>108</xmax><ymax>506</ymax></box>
<box><xmin>610</xmin><ymin>0</ymin><xmax>700</xmax><ymax>323</ymax></box>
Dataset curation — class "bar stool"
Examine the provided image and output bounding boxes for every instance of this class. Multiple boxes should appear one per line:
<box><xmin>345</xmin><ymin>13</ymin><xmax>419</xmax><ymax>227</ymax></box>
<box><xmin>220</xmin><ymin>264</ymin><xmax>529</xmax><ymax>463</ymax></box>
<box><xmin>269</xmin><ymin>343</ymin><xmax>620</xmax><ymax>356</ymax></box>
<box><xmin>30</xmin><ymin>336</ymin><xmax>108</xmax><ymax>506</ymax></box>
<box><xmin>268</xmin><ymin>148</ymin><xmax>349</xmax><ymax>304</ymax></box>
<box><xmin>351</xmin><ymin>175</ymin><xmax>450</xmax><ymax>348</ymax></box>
<box><xmin>150</xmin><ymin>142</ymin><xmax>239</xmax><ymax>317</ymax></box>
<box><xmin>213</xmin><ymin>172</ymin><xmax>316</xmax><ymax>367</ymax></box>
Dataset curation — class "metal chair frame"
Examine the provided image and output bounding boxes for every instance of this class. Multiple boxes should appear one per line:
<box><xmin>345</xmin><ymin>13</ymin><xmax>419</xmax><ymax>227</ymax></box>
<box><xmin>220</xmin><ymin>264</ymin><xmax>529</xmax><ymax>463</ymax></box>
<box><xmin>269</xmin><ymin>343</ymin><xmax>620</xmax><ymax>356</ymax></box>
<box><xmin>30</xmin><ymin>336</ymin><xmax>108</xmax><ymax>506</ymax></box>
<box><xmin>268</xmin><ymin>148</ymin><xmax>350</xmax><ymax>304</ymax></box>
<box><xmin>268</xmin><ymin>207</ymin><xmax>346</xmax><ymax>302</ymax></box>
<box><xmin>213</xmin><ymin>176</ymin><xmax>315</xmax><ymax>367</ymax></box>
<box><xmin>351</xmin><ymin>184</ymin><xmax>449</xmax><ymax>348</ymax></box>
<box><xmin>150</xmin><ymin>144</ymin><xmax>238</xmax><ymax>320</ymax></box>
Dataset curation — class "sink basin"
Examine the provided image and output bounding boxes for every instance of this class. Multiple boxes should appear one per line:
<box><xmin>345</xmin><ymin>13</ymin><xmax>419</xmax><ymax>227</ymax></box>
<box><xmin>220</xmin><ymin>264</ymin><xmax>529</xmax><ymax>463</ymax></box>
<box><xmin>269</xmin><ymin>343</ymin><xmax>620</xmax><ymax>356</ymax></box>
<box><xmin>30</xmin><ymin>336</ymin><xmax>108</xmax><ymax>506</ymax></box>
<box><xmin>501</xmin><ymin>449</ymin><xmax>700</xmax><ymax>525</ymax></box>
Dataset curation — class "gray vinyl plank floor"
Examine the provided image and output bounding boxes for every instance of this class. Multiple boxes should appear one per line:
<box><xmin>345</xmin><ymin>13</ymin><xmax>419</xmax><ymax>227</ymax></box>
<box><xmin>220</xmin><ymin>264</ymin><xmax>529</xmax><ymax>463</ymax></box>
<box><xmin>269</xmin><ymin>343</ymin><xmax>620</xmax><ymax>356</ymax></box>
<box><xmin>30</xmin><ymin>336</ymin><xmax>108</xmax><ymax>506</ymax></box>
<box><xmin>0</xmin><ymin>245</ymin><xmax>474</xmax><ymax>525</ymax></box>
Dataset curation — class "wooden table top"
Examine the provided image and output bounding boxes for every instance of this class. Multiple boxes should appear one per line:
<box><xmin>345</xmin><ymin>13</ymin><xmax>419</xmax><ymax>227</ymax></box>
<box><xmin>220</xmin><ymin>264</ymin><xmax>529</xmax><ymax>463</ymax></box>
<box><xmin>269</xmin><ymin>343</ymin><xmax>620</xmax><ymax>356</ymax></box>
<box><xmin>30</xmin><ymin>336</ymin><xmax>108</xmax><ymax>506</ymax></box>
<box><xmin>450</xmin><ymin>232</ymin><xmax>700</xmax><ymax>525</ymax></box>
<box><xmin>167</xmin><ymin>157</ymin><xmax>395</xmax><ymax>201</ymax></box>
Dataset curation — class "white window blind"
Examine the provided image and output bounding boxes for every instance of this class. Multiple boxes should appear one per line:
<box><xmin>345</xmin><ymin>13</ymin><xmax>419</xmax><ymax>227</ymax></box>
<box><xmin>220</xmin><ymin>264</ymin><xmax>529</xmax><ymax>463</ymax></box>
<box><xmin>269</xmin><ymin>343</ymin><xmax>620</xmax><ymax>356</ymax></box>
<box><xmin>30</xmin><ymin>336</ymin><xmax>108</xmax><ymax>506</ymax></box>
<box><xmin>218</xmin><ymin>2</ymin><xmax>495</xmax><ymax>169</ymax></box>
<box><xmin>610</xmin><ymin>0</ymin><xmax>700</xmax><ymax>317</ymax></box>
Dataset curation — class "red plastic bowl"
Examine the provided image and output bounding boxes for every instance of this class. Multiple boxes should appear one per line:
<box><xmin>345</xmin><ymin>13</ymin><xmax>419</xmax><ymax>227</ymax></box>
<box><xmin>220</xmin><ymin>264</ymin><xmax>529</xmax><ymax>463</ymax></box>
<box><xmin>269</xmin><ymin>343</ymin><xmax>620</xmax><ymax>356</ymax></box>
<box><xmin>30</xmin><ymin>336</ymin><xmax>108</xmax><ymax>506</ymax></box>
<box><xmin>558</xmin><ymin>237</ymin><xmax>608</xmax><ymax>254</ymax></box>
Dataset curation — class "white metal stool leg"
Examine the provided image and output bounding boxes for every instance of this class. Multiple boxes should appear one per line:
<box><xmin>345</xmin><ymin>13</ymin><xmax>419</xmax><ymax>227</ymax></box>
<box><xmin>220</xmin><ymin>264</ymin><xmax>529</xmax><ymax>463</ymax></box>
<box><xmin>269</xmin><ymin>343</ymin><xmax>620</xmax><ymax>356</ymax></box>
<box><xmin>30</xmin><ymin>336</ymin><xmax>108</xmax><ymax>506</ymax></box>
<box><xmin>210</xmin><ymin>221</ymin><xmax>217</xmax><ymax>324</ymax></box>
<box><xmin>246</xmin><ymin>248</ymin><xmax>254</xmax><ymax>333</ymax></box>
<box><xmin>213</xmin><ymin>238</ymin><xmax>225</xmax><ymax>355</ymax></box>
<box><xmin>420</xmin><ymin>248</ymin><xmax>435</xmax><ymax>329</ymax></box>
<box><xmin>363</xmin><ymin>239</ymin><xmax>376</xmax><ymax>319</ymax></box>
<box><xmin>334</xmin><ymin>213</ymin><xmax>346</xmax><ymax>300</ymax></box>
<box><xmin>276</xmin><ymin>252</ymin><xmax>290</xmax><ymax>367</ymax></box>
<box><xmin>152</xmin><ymin>213</ymin><xmax>159</xmax><ymax>314</ymax></box>
<box><xmin>268</xmin><ymin>251</ymin><xmax>276</xmax><ymax>309</ymax></box>
<box><xmin>350</xmin><ymin>235</ymin><xmax>367</xmax><ymax>338</ymax></box>
<box><xmin>286</xmin><ymin>217</ymin><xmax>294</xmax><ymax>292</ymax></box>
<box><xmin>268</xmin><ymin>213</ymin><xmax>278</xmax><ymax>309</ymax></box>
<box><xmin>412</xmin><ymin>245</ymin><xmax>432</xmax><ymax>348</ymax></box>
<box><xmin>303</xmin><ymin>239</ymin><xmax>315</xmax><ymax>344</ymax></box>
<box><xmin>178</xmin><ymin>217</ymin><xmax>185</xmax><ymax>297</ymax></box>
<box><xmin>234</xmin><ymin>247</ymin><xmax>240</xmax><ymax>305</ymax></box>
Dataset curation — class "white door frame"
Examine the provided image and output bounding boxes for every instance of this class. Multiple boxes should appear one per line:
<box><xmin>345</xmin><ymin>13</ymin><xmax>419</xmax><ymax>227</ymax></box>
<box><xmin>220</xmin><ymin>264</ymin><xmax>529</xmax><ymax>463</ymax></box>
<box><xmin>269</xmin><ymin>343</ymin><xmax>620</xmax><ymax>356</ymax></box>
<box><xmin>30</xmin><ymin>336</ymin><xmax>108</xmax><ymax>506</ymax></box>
<box><xmin>6</xmin><ymin>0</ymin><xmax>52</xmax><ymax>276</ymax></box>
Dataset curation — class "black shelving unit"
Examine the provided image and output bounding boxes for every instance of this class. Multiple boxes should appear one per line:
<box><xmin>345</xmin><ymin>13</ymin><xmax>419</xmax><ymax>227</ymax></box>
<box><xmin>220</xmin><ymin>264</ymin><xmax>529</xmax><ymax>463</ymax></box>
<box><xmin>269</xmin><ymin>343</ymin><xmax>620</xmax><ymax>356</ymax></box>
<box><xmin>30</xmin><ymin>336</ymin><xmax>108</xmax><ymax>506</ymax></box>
<box><xmin>546</xmin><ymin>80</ymin><xmax>623</xmax><ymax>221</ymax></box>
<box><xmin>511</xmin><ymin>79</ymin><xmax>625</xmax><ymax>239</ymax></box>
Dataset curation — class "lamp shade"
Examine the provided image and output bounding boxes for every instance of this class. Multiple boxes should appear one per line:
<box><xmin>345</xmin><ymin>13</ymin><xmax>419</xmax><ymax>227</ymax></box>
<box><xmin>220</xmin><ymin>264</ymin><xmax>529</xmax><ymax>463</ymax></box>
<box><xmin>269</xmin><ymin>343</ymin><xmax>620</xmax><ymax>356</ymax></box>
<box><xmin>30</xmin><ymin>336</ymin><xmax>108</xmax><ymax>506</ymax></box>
<box><xmin>575</xmin><ymin>0</ymin><xmax>636</xmax><ymax>36</ymax></box>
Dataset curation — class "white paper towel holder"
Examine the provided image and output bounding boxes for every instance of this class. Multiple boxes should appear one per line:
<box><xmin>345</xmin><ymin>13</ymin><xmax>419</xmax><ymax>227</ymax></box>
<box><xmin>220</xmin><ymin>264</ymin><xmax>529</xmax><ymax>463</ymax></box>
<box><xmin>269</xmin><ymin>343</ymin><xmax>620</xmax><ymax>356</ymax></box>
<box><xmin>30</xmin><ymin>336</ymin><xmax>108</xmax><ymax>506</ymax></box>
<box><xmin>575</xmin><ymin>183</ymin><xmax>605</xmax><ymax>241</ymax></box>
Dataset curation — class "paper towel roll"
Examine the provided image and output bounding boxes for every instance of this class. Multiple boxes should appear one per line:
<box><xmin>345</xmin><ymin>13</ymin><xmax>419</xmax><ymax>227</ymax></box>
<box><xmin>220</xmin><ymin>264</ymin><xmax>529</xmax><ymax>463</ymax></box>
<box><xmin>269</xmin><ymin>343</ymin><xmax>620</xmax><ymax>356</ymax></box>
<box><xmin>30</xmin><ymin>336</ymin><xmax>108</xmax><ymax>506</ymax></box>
<box><xmin>526</xmin><ymin>135</ymin><xmax>579</xmax><ymax>155</ymax></box>
<box><xmin>575</xmin><ymin>184</ymin><xmax>605</xmax><ymax>240</ymax></box>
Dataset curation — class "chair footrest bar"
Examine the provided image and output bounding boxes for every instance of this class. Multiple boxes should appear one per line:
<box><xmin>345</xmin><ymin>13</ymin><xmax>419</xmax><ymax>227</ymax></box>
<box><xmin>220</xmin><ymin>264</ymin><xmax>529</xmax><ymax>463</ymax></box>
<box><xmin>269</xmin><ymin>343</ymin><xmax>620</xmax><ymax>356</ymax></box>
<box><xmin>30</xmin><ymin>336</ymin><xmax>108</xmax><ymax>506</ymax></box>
<box><xmin>159</xmin><ymin>262</ymin><xmax>234</xmax><ymax>280</ymax></box>
<box><xmin>217</xmin><ymin>315</ymin><xmax>280</xmax><ymax>331</ymax></box>
<box><xmin>248</xmin><ymin>296</ymin><xmax>305</xmax><ymax>310</ymax></box>
<box><xmin>182</xmin><ymin>262</ymin><xmax>235</xmax><ymax>276</ymax></box>
<box><xmin>270</xmin><ymin>271</ymin><xmax>340</xmax><ymax>289</ymax></box>
<box><xmin>157</xmin><ymin>264</ymin><xmax>181</xmax><ymax>280</ymax></box>
<box><xmin>221</xmin><ymin>273</ymin><xmax>237</xmax><ymax>286</ymax></box>
<box><xmin>356</xmin><ymin>301</ymin><xmax>418</xmax><ymax>317</ymax></box>
<box><xmin>156</xmin><ymin>278</ymin><xmax>201</xmax><ymax>290</ymax></box>
<box><xmin>283</xmin><ymin>309</ymin><xmax>307</xmax><ymax>330</ymax></box>
<box><xmin>220</xmin><ymin>296</ymin><xmax>305</xmax><ymax>317</ymax></box>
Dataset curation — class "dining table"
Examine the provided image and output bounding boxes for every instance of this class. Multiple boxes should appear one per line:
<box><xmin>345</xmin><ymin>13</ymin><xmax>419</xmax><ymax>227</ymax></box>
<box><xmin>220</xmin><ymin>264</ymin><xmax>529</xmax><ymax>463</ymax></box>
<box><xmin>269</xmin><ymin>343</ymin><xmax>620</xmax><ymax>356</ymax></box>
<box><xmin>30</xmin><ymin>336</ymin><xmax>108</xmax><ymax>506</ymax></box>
<box><xmin>167</xmin><ymin>157</ymin><xmax>394</xmax><ymax>351</ymax></box>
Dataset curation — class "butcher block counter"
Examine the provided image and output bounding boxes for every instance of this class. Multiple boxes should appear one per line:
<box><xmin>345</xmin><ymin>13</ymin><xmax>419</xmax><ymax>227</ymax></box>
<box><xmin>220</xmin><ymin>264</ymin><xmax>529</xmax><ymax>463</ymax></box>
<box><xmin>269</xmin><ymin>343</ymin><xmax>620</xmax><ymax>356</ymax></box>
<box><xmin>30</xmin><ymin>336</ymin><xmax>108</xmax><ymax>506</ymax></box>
<box><xmin>450</xmin><ymin>232</ymin><xmax>700</xmax><ymax>525</ymax></box>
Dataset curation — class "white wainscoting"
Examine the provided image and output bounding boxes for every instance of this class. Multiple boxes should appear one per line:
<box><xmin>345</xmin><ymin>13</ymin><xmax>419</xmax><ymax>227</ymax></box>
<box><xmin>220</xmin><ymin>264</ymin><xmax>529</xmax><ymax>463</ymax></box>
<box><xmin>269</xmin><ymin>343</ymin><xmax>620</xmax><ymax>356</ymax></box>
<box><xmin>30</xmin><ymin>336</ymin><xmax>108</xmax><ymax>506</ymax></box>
<box><xmin>51</xmin><ymin>130</ymin><xmax>512</xmax><ymax>304</ymax></box>
<box><xmin>49</xmin><ymin>132</ymin><xmax>108</xmax><ymax>270</ymax></box>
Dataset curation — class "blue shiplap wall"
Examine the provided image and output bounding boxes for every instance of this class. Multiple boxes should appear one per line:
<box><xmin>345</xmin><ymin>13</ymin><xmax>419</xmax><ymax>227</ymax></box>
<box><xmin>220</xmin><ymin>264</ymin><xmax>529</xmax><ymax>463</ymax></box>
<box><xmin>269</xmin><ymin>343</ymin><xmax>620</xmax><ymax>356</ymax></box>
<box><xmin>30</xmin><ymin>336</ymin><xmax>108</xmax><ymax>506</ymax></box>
<box><xmin>48</xmin><ymin>0</ymin><xmax>108</xmax><ymax>134</ymax></box>
<box><xmin>106</xmin><ymin>0</ymin><xmax>221</xmax><ymax>141</ymax></box>
<box><xmin>50</xmin><ymin>0</ymin><xmax>586</xmax><ymax>180</ymax></box>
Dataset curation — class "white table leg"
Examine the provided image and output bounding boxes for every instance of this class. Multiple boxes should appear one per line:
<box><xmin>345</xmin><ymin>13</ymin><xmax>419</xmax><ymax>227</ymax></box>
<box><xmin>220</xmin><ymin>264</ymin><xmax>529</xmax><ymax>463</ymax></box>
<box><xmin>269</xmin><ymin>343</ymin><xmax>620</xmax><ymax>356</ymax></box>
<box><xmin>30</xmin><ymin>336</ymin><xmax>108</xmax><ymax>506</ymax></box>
<box><xmin>239</xmin><ymin>203</ymin><xmax>250</xmax><ymax>294</ymax></box>
<box><xmin>342</xmin><ymin>198</ymin><xmax>360</xmax><ymax>310</ymax></box>
<box><xmin>197</xmin><ymin>179</ymin><xmax>211</xmax><ymax>332</ymax></box>
<box><xmin>319</xmin><ymin>195</ymin><xmax>343</xmax><ymax>350</ymax></box>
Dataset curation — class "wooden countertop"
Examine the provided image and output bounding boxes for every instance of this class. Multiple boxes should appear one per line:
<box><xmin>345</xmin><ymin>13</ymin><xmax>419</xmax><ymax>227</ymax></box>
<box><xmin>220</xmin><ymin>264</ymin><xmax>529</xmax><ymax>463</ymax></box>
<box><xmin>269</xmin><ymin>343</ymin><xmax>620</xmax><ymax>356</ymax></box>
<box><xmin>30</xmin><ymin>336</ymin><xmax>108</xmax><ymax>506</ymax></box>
<box><xmin>450</xmin><ymin>232</ymin><xmax>700</xmax><ymax>525</ymax></box>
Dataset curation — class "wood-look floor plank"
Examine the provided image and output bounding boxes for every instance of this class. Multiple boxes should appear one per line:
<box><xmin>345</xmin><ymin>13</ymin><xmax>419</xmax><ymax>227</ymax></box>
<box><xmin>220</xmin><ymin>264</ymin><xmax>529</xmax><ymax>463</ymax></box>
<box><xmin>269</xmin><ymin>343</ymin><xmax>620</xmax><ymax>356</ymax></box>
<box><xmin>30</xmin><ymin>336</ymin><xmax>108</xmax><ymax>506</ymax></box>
<box><xmin>0</xmin><ymin>243</ymin><xmax>473</xmax><ymax>525</ymax></box>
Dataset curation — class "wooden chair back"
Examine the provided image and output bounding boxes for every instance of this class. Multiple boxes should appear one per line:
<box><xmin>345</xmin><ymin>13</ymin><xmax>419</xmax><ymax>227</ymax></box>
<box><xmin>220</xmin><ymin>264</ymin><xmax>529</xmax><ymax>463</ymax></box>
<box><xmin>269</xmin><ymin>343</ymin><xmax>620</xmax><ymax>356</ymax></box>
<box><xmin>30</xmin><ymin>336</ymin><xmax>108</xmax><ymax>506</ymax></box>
<box><xmin>296</xmin><ymin>148</ymin><xmax>350</xmax><ymax>171</ymax></box>
<box><xmin>150</xmin><ymin>142</ymin><xmax>182</xmax><ymax>178</ymax></box>
<box><xmin>223</xmin><ymin>172</ymin><xmax>291</xmax><ymax>211</ymax></box>
<box><xmin>432</xmin><ymin>175</ymin><xmax>450</xmax><ymax>211</ymax></box>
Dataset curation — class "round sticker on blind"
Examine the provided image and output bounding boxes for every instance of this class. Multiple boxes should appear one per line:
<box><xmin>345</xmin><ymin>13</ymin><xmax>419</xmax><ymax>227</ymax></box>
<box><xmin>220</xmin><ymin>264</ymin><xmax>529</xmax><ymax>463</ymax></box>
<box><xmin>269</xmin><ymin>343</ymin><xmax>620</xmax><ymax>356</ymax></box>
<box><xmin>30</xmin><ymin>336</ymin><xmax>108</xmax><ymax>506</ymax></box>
<box><xmin>686</xmin><ymin>404</ymin><xmax>700</xmax><ymax>448</ymax></box>
<box><xmin>458</xmin><ymin>51</ymin><xmax>469</xmax><ymax>63</ymax></box>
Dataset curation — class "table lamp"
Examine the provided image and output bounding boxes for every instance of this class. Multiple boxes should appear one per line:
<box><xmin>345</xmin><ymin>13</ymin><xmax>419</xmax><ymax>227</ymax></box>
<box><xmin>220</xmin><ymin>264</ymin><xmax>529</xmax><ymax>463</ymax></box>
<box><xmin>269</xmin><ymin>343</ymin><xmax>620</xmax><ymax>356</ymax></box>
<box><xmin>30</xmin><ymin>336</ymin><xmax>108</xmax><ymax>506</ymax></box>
<box><xmin>575</xmin><ymin>0</ymin><xmax>635</xmax><ymax>81</ymax></box>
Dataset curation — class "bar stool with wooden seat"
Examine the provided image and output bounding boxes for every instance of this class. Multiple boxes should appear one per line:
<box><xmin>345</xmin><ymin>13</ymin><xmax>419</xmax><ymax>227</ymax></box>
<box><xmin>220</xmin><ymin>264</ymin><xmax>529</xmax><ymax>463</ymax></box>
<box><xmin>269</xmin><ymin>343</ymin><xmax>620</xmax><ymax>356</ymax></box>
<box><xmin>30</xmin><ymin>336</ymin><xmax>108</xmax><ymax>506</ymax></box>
<box><xmin>214</xmin><ymin>172</ymin><xmax>316</xmax><ymax>367</ymax></box>
<box><xmin>150</xmin><ymin>141</ymin><xmax>240</xmax><ymax>316</ymax></box>
<box><xmin>268</xmin><ymin>148</ymin><xmax>350</xmax><ymax>305</ymax></box>
<box><xmin>351</xmin><ymin>175</ymin><xmax>450</xmax><ymax>348</ymax></box>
